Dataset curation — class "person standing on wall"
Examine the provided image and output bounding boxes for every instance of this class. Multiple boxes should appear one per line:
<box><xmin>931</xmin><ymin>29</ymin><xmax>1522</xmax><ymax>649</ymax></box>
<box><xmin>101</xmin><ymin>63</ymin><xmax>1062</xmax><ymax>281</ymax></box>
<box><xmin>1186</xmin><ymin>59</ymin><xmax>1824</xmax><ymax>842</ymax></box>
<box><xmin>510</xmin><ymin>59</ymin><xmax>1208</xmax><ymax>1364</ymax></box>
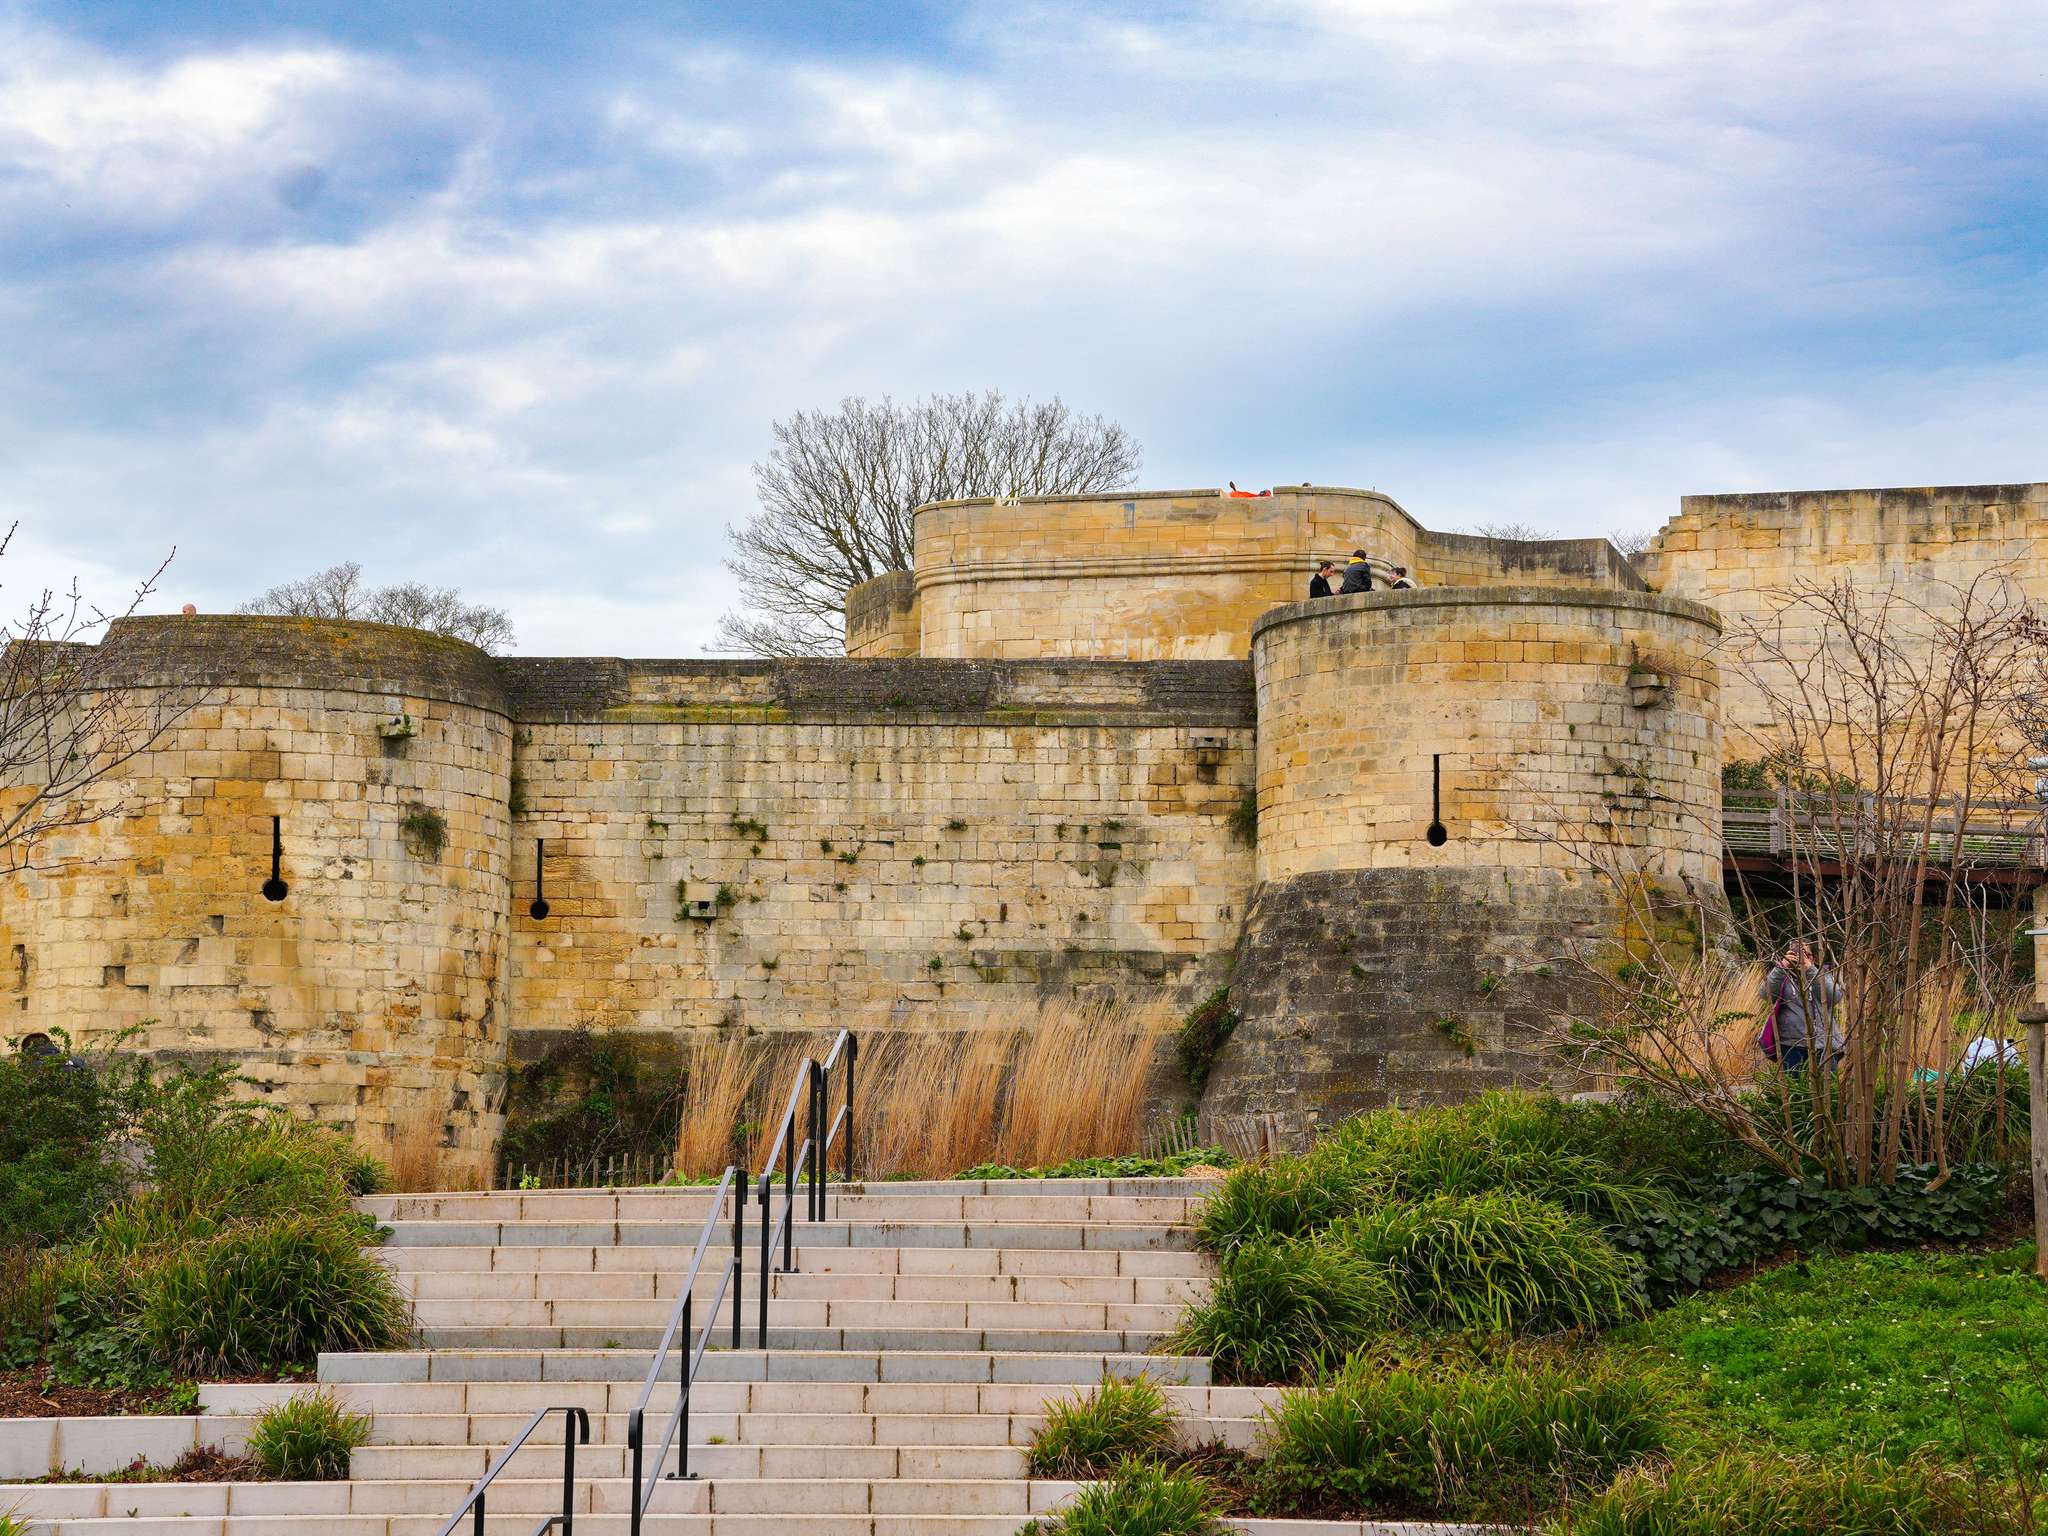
<box><xmin>1761</xmin><ymin>940</ymin><xmax>1844</xmax><ymax>1073</ymax></box>
<box><xmin>1309</xmin><ymin>561</ymin><xmax>1338</xmax><ymax>599</ymax></box>
<box><xmin>1338</xmin><ymin>550</ymin><xmax>1374</xmax><ymax>594</ymax></box>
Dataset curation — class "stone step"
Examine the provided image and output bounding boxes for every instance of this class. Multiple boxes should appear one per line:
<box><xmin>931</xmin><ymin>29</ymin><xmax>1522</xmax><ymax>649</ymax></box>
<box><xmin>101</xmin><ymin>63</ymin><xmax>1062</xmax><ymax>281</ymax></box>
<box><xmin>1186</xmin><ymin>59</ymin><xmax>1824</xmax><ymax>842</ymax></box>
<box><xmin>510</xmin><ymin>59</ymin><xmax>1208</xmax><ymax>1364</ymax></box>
<box><xmin>0</xmin><ymin>1512</ymin><xmax>1438</xmax><ymax>1536</ymax></box>
<box><xmin>394</xmin><ymin>1267</ymin><xmax>1208</xmax><ymax>1304</ymax></box>
<box><xmin>377</xmin><ymin>1243</ymin><xmax>1212</xmax><ymax>1278</ymax></box>
<box><xmin>404</xmin><ymin>1296</ymin><xmax>1185</xmax><ymax>1330</ymax></box>
<box><xmin>318</xmin><ymin>1348</ymin><xmax>1206</xmax><ymax>1387</ymax></box>
<box><xmin>203</xmin><ymin>1377</ymin><xmax>1266</xmax><ymax>1421</ymax></box>
<box><xmin>0</xmin><ymin>1477</ymin><xmax>1089</xmax><ymax>1522</ymax></box>
<box><xmin>375</xmin><ymin>1220</ymin><xmax>1195</xmax><ymax>1252</ymax></box>
<box><xmin>363</xmin><ymin>1191</ymin><xmax>1206</xmax><ymax>1225</ymax></box>
<box><xmin>359</xmin><ymin>1177</ymin><xmax>1221</xmax><ymax>1218</ymax></box>
<box><xmin>407</xmin><ymin>1324</ymin><xmax>1170</xmax><ymax>1354</ymax></box>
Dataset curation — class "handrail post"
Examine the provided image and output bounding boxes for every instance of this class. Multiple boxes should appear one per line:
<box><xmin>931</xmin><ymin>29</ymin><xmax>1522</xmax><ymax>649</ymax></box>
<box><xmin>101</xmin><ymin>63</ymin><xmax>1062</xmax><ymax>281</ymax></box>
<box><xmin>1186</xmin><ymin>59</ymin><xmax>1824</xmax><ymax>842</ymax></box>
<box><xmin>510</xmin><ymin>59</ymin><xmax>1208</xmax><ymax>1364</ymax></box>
<box><xmin>844</xmin><ymin>1035</ymin><xmax>857</xmax><ymax>1184</ymax></box>
<box><xmin>559</xmin><ymin>1407</ymin><xmax>584</xmax><ymax>1536</ymax></box>
<box><xmin>732</xmin><ymin>1169</ymin><xmax>746</xmax><ymax>1350</ymax></box>
<box><xmin>757</xmin><ymin>1166</ymin><xmax>771</xmax><ymax>1347</ymax></box>
<box><xmin>675</xmin><ymin>1294</ymin><xmax>693</xmax><ymax>1481</ymax></box>
<box><xmin>472</xmin><ymin>1493</ymin><xmax>483</xmax><ymax>1536</ymax></box>
<box><xmin>809</xmin><ymin>1059</ymin><xmax>824</xmax><ymax>1223</ymax></box>
<box><xmin>780</xmin><ymin>1115</ymin><xmax>795</xmax><ymax>1273</ymax></box>
<box><xmin>628</xmin><ymin>1408</ymin><xmax>642</xmax><ymax>1536</ymax></box>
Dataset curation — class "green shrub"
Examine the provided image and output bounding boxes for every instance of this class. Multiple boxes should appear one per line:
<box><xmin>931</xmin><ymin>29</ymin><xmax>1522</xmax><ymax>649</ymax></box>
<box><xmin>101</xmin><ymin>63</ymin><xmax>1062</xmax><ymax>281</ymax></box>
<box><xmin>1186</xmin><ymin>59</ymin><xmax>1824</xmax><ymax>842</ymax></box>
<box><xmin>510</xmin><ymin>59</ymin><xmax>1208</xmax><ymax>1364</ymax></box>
<box><xmin>247</xmin><ymin>1391</ymin><xmax>370</xmax><ymax>1481</ymax></box>
<box><xmin>1337</xmin><ymin>1192</ymin><xmax>1643</xmax><ymax>1334</ymax></box>
<box><xmin>1029</xmin><ymin>1460</ymin><xmax>1223</xmax><ymax>1536</ymax></box>
<box><xmin>1176</xmin><ymin>989</ymin><xmax>1238</xmax><ymax>1094</ymax></box>
<box><xmin>1199</xmin><ymin>1092</ymin><xmax>1666</xmax><ymax>1256</ymax></box>
<box><xmin>133</xmin><ymin>1216</ymin><xmax>411</xmax><ymax>1375</ymax></box>
<box><xmin>1531</xmin><ymin>1089</ymin><xmax>1759</xmax><ymax>1188</ymax></box>
<box><xmin>1557</xmin><ymin>1453</ymin><xmax>2025</xmax><ymax>1536</ymax></box>
<box><xmin>1196</xmin><ymin>1156</ymin><xmax>1354</xmax><ymax>1252</ymax></box>
<box><xmin>1169</xmin><ymin>1237</ymin><xmax>1395</xmax><ymax>1383</ymax></box>
<box><xmin>1030</xmin><ymin>1373</ymin><xmax>1179</xmax><ymax>1477</ymax></box>
<box><xmin>1328</xmin><ymin>1093</ymin><xmax>1665</xmax><ymax>1225</ymax></box>
<box><xmin>0</xmin><ymin>1034</ymin><xmax>148</xmax><ymax>1248</ymax></box>
<box><xmin>954</xmin><ymin>1147</ymin><xmax>1232</xmax><ymax>1181</ymax></box>
<box><xmin>1611</xmin><ymin>1163</ymin><xmax>2008</xmax><ymax>1303</ymax></box>
<box><xmin>1255</xmin><ymin>1351</ymin><xmax>1667</xmax><ymax>1520</ymax></box>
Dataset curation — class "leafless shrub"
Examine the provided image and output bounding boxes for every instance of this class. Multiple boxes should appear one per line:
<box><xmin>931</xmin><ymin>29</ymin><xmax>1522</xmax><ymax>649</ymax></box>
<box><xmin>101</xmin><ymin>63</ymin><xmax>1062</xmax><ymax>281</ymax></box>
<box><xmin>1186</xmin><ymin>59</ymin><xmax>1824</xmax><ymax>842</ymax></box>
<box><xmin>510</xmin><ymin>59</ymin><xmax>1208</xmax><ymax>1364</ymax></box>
<box><xmin>1528</xmin><ymin>572</ymin><xmax>2041</xmax><ymax>1185</ymax></box>
<box><xmin>239</xmin><ymin>560</ymin><xmax>514</xmax><ymax>652</ymax></box>
<box><xmin>0</xmin><ymin>526</ymin><xmax>196</xmax><ymax>875</ymax></box>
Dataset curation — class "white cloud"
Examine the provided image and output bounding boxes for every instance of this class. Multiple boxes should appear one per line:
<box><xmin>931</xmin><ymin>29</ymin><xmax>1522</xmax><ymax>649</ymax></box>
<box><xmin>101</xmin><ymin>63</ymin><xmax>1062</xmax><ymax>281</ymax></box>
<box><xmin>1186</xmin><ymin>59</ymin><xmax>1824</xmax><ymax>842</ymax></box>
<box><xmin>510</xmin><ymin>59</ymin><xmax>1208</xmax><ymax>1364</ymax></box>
<box><xmin>0</xmin><ymin>0</ymin><xmax>2039</xmax><ymax>658</ymax></box>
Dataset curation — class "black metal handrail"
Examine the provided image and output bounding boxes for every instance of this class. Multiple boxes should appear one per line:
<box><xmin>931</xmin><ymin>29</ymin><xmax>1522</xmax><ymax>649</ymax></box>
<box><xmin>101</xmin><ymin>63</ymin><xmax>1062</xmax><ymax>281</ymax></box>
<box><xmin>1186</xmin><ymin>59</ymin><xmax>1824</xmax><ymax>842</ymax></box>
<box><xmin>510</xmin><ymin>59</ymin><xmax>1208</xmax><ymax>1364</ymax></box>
<box><xmin>814</xmin><ymin>1030</ymin><xmax>857</xmax><ymax>1218</ymax></box>
<box><xmin>625</xmin><ymin>1164</ymin><xmax>745</xmax><ymax>1534</ymax></box>
<box><xmin>434</xmin><ymin>1404</ymin><xmax>590</xmax><ymax>1536</ymax></box>
<box><xmin>756</xmin><ymin>1053</ymin><xmax>819</xmax><ymax>1342</ymax></box>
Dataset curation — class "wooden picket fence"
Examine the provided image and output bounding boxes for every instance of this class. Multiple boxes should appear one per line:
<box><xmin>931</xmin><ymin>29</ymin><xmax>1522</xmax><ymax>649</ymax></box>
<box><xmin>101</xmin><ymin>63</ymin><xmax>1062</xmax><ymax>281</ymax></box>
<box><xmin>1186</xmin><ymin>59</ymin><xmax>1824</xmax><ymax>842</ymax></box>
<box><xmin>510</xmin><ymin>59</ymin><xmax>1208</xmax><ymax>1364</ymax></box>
<box><xmin>499</xmin><ymin>1150</ymin><xmax>676</xmax><ymax>1190</ymax></box>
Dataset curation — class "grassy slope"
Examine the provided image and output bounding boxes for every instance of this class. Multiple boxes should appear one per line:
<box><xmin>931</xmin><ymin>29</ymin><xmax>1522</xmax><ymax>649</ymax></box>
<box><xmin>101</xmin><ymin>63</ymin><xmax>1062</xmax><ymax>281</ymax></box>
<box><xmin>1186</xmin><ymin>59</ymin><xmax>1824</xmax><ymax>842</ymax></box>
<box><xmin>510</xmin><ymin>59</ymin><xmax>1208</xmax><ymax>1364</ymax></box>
<box><xmin>1622</xmin><ymin>1241</ymin><xmax>2045</xmax><ymax>1470</ymax></box>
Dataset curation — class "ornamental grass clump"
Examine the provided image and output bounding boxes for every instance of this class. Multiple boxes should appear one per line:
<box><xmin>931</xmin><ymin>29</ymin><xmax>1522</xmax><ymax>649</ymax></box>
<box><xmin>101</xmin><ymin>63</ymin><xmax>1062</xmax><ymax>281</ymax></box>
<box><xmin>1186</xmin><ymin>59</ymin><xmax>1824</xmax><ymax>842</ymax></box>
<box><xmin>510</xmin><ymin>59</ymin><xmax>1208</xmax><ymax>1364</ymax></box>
<box><xmin>1336</xmin><ymin>1191</ymin><xmax>1644</xmax><ymax>1335</ymax></box>
<box><xmin>1254</xmin><ymin>1351</ymin><xmax>1668</xmax><ymax>1520</ymax></box>
<box><xmin>247</xmin><ymin>1391</ymin><xmax>370</xmax><ymax>1481</ymax></box>
<box><xmin>1027</xmin><ymin>1460</ymin><xmax>1225</xmax><ymax>1536</ymax></box>
<box><xmin>1168</xmin><ymin>1237</ymin><xmax>1396</xmax><ymax>1384</ymax></box>
<box><xmin>1557</xmin><ymin>1453</ymin><xmax>2026</xmax><ymax>1536</ymax></box>
<box><xmin>1029</xmin><ymin>1373</ymin><xmax>1180</xmax><ymax>1477</ymax></box>
<box><xmin>134</xmin><ymin>1216</ymin><xmax>412</xmax><ymax>1375</ymax></box>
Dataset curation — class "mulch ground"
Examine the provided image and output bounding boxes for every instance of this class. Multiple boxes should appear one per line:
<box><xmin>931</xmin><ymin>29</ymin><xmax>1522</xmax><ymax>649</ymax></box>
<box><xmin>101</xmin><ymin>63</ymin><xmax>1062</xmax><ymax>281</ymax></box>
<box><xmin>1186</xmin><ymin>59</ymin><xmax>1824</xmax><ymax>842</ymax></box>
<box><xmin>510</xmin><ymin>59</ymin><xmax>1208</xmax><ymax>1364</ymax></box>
<box><xmin>0</xmin><ymin>1370</ymin><xmax>193</xmax><ymax>1419</ymax></box>
<box><xmin>29</xmin><ymin>1445</ymin><xmax>262</xmax><ymax>1484</ymax></box>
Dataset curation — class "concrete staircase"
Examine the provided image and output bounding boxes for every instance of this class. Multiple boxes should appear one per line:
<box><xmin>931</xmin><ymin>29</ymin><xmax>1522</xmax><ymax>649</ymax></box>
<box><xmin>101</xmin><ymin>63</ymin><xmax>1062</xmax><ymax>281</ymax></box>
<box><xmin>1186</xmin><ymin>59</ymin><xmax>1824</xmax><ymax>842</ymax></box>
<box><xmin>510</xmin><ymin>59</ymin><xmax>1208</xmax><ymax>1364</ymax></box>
<box><xmin>0</xmin><ymin>1176</ymin><xmax>1396</xmax><ymax>1535</ymax></box>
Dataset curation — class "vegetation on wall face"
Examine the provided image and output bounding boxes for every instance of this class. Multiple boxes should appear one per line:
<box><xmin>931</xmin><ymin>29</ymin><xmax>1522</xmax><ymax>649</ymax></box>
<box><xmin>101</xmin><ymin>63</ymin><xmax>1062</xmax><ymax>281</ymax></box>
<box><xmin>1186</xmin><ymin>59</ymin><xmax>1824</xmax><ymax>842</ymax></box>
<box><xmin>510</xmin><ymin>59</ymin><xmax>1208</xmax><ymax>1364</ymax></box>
<box><xmin>498</xmin><ymin>1027</ymin><xmax>687</xmax><ymax>1175</ymax></box>
<box><xmin>398</xmin><ymin>803</ymin><xmax>448</xmax><ymax>860</ymax></box>
<box><xmin>1176</xmin><ymin>987</ymin><xmax>1238</xmax><ymax>1093</ymax></box>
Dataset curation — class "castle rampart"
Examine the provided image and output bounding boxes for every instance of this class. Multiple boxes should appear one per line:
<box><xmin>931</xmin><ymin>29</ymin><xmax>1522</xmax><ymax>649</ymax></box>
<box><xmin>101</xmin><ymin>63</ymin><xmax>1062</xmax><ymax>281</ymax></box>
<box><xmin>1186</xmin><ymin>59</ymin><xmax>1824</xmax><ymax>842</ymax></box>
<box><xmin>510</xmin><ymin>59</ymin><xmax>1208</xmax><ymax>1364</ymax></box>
<box><xmin>1199</xmin><ymin>586</ymin><xmax>1722</xmax><ymax>1142</ymax></box>
<box><xmin>12</xmin><ymin>477</ymin><xmax>2037</xmax><ymax>1166</ymax></box>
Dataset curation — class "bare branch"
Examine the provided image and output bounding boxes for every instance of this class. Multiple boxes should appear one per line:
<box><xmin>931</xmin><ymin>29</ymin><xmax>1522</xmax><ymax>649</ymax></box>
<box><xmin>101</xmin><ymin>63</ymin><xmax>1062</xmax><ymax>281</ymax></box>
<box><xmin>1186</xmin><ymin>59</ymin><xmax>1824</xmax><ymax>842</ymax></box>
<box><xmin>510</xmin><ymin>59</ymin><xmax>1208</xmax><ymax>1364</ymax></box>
<box><xmin>717</xmin><ymin>391</ymin><xmax>1142</xmax><ymax>657</ymax></box>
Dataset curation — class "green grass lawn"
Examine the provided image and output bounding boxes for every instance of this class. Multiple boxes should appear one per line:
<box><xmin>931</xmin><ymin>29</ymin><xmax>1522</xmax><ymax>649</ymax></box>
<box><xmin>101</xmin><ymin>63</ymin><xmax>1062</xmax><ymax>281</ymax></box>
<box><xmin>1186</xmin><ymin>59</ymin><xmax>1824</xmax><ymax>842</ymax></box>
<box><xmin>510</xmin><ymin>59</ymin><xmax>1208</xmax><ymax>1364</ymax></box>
<box><xmin>1623</xmin><ymin>1241</ymin><xmax>2046</xmax><ymax>1472</ymax></box>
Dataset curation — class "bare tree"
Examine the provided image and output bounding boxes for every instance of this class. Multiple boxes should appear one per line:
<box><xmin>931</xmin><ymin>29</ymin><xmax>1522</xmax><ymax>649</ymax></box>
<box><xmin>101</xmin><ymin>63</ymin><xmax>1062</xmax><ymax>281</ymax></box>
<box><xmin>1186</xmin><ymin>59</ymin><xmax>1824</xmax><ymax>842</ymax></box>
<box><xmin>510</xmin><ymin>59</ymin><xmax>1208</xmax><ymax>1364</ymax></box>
<box><xmin>718</xmin><ymin>392</ymin><xmax>1142</xmax><ymax>657</ymax></box>
<box><xmin>0</xmin><ymin>525</ymin><xmax>200</xmax><ymax>875</ymax></box>
<box><xmin>1468</xmin><ymin>520</ymin><xmax>1554</xmax><ymax>542</ymax></box>
<box><xmin>1530</xmin><ymin>572</ymin><xmax>2039</xmax><ymax>1187</ymax></box>
<box><xmin>240</xmin><ymin>562</ymin><xmax>515</xmax><ymax>652</ymax></box>
<box><xmin>1606</xmin><ymin>528</ymin><xmax>1656</xmax><ymax>571</ymax></box>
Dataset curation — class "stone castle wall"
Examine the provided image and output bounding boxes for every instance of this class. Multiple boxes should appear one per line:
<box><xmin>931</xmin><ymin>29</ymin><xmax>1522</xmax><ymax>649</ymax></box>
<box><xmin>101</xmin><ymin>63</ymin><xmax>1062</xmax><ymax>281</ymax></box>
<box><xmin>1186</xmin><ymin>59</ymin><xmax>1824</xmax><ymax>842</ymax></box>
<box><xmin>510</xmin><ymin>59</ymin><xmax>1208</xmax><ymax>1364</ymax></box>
<box><xmin>497</xmin><ymin>657</ymin><xmax>1252</xmax><ymax>1055</ymax></box>
<box><xmin>0</xmin><ymin>617</ymin><xmax>513</xmax><ymax>1170</ymax></box>
<box><xmin>1201</xmin><ymin>587</ymin><xmax>1722</xmax><ymax>1145</ymax></box>
<box><xmin>909</xmin><ymin>486</ymin><xmax>1424</xmax><ymax>660</ymax></box>
<box><xmin>1644</xmin><ymin>483</ymin><xmax>2048</xmax><ymax>751</ymax></box>
<box><xmin>17</xmin><ymin>477</ymin><xmax>2034</xmax><ymax>1166</ymax></box>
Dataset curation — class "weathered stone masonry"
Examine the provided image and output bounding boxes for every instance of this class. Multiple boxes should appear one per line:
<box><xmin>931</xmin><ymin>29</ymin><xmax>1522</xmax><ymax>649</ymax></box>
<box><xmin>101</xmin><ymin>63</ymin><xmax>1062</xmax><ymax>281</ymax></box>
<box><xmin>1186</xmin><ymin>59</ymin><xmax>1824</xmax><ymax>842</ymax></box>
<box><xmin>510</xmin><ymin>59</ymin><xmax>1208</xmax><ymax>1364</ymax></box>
<box><xmin>8</xmin><ymin>479</ymin><xmax>2038</xmax><ymax>1159</ymax></box>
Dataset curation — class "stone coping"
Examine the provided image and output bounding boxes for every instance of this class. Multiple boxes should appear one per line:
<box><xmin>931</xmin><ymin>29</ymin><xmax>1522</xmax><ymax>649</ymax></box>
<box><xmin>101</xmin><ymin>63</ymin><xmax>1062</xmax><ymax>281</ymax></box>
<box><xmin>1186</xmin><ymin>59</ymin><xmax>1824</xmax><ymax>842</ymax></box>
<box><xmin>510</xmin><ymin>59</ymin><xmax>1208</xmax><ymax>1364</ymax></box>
<box><xmin>912</xmin><ymin>483</ymin><xmax>1421</xmax><ymax>527</ymax></box>
<box><xmin>1250</xmin><ymin>583</ymin><xmax>1724</xmax><ymax>645</ymax></box>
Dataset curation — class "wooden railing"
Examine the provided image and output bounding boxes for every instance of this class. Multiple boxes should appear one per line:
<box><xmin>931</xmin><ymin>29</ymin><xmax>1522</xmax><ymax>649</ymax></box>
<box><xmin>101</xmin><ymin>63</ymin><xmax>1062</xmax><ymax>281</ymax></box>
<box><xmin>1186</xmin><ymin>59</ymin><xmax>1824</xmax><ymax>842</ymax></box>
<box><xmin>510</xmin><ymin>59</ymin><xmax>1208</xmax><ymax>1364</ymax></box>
<box><xmin>1722</xmin><ymin>792</ymin><xmax>2048</xmax><ymax>871</ymax></box>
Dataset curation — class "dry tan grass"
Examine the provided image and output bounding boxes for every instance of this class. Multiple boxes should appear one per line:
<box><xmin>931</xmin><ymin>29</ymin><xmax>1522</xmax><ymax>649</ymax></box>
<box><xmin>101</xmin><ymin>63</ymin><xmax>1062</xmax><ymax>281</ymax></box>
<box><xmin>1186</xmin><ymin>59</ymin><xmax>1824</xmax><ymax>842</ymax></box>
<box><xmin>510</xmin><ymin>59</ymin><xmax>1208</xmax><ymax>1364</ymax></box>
<box><xmin>673</xmin><ymin>1036</ymin><xmax>757</xmax><ymax>1178</ymax></box>
<box><xmin>657</xmin><ymin>997</ymin><xmax>1174</xmax><ymax>1183</ymax></box>
<box><xmin>854</xmin><ymin>997</ymin><xmax>1172</xmax><ymax>1178</ymax></box>
<box><xmin>381</xmin><ymin>1093</ymin><xmax>486</xmax><ymax>1192</ymax></box>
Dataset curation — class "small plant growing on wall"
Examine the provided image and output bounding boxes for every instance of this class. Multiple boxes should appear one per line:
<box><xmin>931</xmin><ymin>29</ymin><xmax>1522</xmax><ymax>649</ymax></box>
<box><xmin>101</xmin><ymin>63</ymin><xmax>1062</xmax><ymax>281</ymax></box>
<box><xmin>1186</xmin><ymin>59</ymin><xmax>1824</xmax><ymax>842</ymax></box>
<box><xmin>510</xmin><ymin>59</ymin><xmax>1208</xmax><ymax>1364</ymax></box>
<box><xmin>400</xmin><ymin>803</ymin><xmax>448</xmax><ymax>860</ymax></box>
<box><xmin>715</xmin><ymin>884</ymin><xmax>739</xmax><ymax>910</ymax></box>
<box><xmin>945</xmin><ymin>819</ymin><xmax>968</xmax><ymax>832</ymax></box>
<box><xmin>760</xmin><ymin>957</ymin><xmax>779</xmax><ymax>972</ymax></box>
<box><xmin>1433</xmin><ymin>1016</ymin><xmax>1478</xmax><ymax>1058</ymax></box>
<box><xmin>955</xmin><ymin>925</ymin><xmax>974</xmax><ymax>942</ymax></box>
<box><xmin>927</xmin><ymin>955</ymin><xmax>944</xmax><ymax>972</ymax></box>
<box><xmin>838</xmin><ymin>849</ymin><xmax>859</xmax><ymax>865</ymax></box>
<box><xmin>911</xmin><ymin>855</ymin><xmax>926</xmax><ymax>868</ymax></box>
<box><xmin>507</xmin><ymin>774</ymin><xmax>529</xmax><ymax>817</ymax></box>
<box><xmin>819</xmin><ymin>838</ymin><xmax>833</xmax><ymax>853</ymax></box>
<box><xmin>1176</xmin><ymin>987</ymin><xmax>1237</xmax><ymax>1093</ymax></box>
<box><xmin>1226</xmin><ymin>791</ymin><xmax>1257</xmax><ymax>845</ymax></box>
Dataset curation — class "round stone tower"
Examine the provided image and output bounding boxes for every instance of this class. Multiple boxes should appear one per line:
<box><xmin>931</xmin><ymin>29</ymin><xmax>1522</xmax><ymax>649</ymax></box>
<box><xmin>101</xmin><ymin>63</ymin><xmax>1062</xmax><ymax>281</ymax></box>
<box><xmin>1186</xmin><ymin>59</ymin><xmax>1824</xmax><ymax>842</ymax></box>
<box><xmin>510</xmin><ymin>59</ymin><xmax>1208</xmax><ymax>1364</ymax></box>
<box><xmin>0</xmin><ymin>615</ymin><xmax>514</xmax><ymax>1172</ymax></box>
<box><xmin>1199</xmin><ymin>586</ymin><xmax>1722</xmax><ymax>1145</ymax></box>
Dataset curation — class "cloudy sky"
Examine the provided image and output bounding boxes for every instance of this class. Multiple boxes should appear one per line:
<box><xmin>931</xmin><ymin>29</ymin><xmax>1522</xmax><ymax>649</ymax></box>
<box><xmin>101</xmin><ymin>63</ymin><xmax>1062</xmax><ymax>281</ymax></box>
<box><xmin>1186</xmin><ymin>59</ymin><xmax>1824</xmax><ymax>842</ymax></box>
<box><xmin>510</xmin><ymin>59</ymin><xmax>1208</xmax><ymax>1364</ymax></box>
<box><xmin>2</xmin><ymin>1</ymin><xmax>2043</xmax><ymax>654</ymax></box>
